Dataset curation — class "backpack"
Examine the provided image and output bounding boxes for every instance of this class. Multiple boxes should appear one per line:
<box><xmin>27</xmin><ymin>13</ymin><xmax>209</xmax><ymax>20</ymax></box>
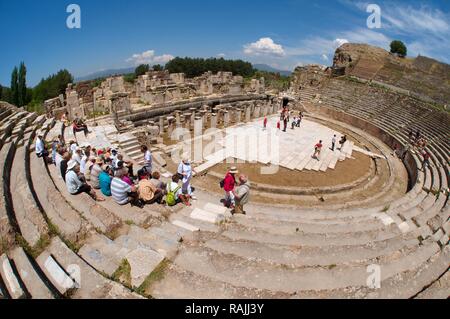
<box><xmin>219</xmin><ymin>179</ymin><xmax>225</xmax><ymax>188</ymax></box>
<box><xmin>166</xmin><ymin>184</ymin><xmax>181</xmax><ymax>206</ymax></box>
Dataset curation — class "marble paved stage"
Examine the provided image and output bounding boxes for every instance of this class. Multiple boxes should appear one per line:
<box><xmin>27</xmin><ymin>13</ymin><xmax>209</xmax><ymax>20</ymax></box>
<box><xmin>193</xmin><ymin>116</ymin><xmax>374</xmax><ymax>175</ymax></box>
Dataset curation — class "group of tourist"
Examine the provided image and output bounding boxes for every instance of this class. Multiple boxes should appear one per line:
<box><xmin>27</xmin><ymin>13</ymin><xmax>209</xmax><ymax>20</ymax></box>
<box><xmin>36</xmin><ymin>132</ymin><xmax>200</xmax><ymax>209</ymax></box>
<box><xmin>407</xmin><ymin>128</ymin><xmax>431</xmax><ymax>171</ymax></box>
<box><xmin>220</xmin><ymin>166</ymin><xmax>250</xmax><ymax>215</ymax></box>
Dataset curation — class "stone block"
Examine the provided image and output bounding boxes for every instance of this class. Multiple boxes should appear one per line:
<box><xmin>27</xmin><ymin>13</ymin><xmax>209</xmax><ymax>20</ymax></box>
<box><xmin>125</xmin><ymin>248</ymin><xmax>164</xmax><ymax>288</ymax></box>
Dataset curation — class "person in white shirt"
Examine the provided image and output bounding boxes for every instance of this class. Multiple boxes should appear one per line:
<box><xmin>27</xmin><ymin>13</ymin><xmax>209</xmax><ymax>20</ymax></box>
<box><xmin>141</xmin><ymin>145</ymin><xmax>152</xmax><ymax>173</ymax></box>
<box><xmin>64</xmin><ymin>160</ymin><xmax>104</xmax><ymax>201</ymax></box>
<box><xmin>177</xmin><ymin>155</ymin><xmax>196</xmax><ymax>200</ymax></box>
<box><xmin>72</xmin><ymin>147</ymin><xmax>83</xmax><ymax>165</ymax></box>
<box><xmin>35</xmin><ymin>135</ymin><xmax>48</xmax><ymax>158</ymax></box>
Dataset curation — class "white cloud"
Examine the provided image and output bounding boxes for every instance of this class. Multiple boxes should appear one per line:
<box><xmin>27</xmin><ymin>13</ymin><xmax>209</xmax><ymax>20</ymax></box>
<box><xmin>243</xmin><ymin>37</ymin><xmax>286</xmax><ymax>57</ymax></box>
<box><xmin>126</xmin><ymin>50</ymin><xmax>174</xmax><ymax>66</ymax></box>
<box><xmin>217</xmin><ymin>53</ymin><xmax>226</xmax><ymax>58</ymax></box>
<box><xmin>333</xmin><ymin>38</ymin><xmax>349</xmax><ymax>49</ymax></box>
<box><xmin>321</xmin><ymin>54</ymin><xmax>329</xmax><ymax>61</ymax></box>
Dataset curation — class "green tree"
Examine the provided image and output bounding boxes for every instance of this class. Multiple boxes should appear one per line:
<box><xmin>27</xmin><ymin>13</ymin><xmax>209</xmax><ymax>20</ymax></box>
<box><xmin>390</xmin><ymin>40</ymin><xmax>407</xmax><ymax>57</ymax></box>
<box><xmin>165</xmin><ymin>57</ymin><xmax>255</xmax><ymax>78</ymax></box>
<box><xmin>32</xmin><ymin>69</ymin><xmax>73</xmax><ymax>104</ymax></box>
<box><xmin>153</xmin><ymin>64</ymin><xmax>163</xmax><ymax>71</ymax></box>
<box><xmin>18</xmin><ymin>62</ymin><xmax>27</xmax><ymax>106</ymax></box>
<box><xmin>135</xmin><ymin>64</ymin><xmax>150</xmax><ymax>76</ymax></box>
<box><xmin>11</xmin><ymin>67</ymin><xmax>19</xmax><ymax>106</ymax></box>
<box><xmin>0</xmin><ymin>84</ymin><xmax>3</xmax><ymax>100</ymax></box>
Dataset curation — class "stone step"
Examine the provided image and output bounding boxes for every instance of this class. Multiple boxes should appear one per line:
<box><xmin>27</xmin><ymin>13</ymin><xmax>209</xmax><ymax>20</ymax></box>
<box><xmin>45</xmin><ymin>237</ymin><xmax>140</xmax><ymax>298</ymax></box>
<box><xmin>190</xmin><ymin>208</ymin><xmax>225</xmax><ymax>224</ymax></box>
<box><xmin>232</xmin><ymin>213</ymin><xmax>388</xmax><ymax>235</ymax></box>
<box><xmin>222</xmin><ymin>224</ymin><xmax>401</xmax><ymax>248</ymax></box>
<box><xmin>78</xmin><ymin>233</ymin><xmax>127</xmax><ymax>276</ymax></box>
<box><xmin>9</xmin><ymin>246</ymin><xmax>54</xmax><ymax>299</ymax></box>
<box><xmin>173</xmin><ymin>240</ymin><xmax>440</xmax><ymax>293</ymax></box>
<box><xmin>0</xmin><ymin>253</ymin><xmax>26</xmax><ymax>299</ymax></box>
<box><xmin>171</xmin><ymin>220</ymin><xmax>200</xmax><ymax>232</ymax></box>
<box><xmin>126</xmin><ymin>247</ymin><xmax>165</xmax><ymax>288</ymax></box>
<box><xmin>29</xmin><ymin>146</ymin><xmax>89</xmax><ymax>243</ymax></box>
<box><xmin>170</xmin><ymin>210</ymin><xmax>221</xmax><ymax>233</ymax></box>
<box><xmin>119</xmin><ymin>225</ymin><xmax>180</xmax><ymax>259</ymax></box>
<box><xmin>149</xmin><ymin>262</ymin><xmax>285</xmax><ymax>299</ymax></box>
<box><xmin>36</xmin><ymin>251</ymin><xmax>77</xmax><ymax>296</ymax></box>
<box><xmin>10</xmin><ymin>144</ymin><xmax>49</xmax><ymax>247</ymax></box>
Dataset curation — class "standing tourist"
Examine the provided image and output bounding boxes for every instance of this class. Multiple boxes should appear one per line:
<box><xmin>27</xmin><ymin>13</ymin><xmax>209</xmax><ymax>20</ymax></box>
<box><xmin>177</xmin><ymin>155</ymin><xmax>196</xmax><ymax>200</ymax></box>
<box><xmin>222</xmin><ymin>166</ymin><xmax>238</xmax><ymax>208</ymax></box>
<box><xmin>330</xmin><ymin>135</ymin><xmax>337</xmax><ymax>151</ymax></box>
<box><xmin>313</xmin><ymin>140</ymin><xmax>323</xmax><ymax>160</ymax></box>
<box><xmin>141</xmin><ymin>145</ymin><xmax>152</xmax><ymax>174</ymax></box>
<box><xmin>232</xmin><ymin>175</ymin><xmax>250</xmax><ymax>215</ymax></box>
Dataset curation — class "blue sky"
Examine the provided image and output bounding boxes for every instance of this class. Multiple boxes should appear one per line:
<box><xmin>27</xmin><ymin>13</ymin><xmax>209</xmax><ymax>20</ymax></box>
<box><xmin>1</xmin><ymin>0</ymin><xmax>449</xmax><ymax>87</ymax></box>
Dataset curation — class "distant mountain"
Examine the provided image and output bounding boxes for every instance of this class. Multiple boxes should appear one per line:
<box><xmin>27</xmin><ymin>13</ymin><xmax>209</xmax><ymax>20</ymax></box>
<box><xmin>74</xmin><ymin>67</ymin><xmax>135</xmax><ymax>82</ymax></box>
<box><xmin>253</xmin><ymin>64</ymin><xmax>292</xmax><ymax>76</ymax></box>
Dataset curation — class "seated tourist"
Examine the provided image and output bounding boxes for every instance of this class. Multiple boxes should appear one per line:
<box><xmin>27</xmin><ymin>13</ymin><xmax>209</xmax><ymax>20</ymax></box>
<box><xmin>65</xmin><ymin>160</ymin><xmax>104</xmax><ymax>201</ymax></box>
<box><xmin>84</xmin><ymin>156</ymin><xmax>96</xmax><ymax>181</ymax></box>
<box><xmin>55</xmin><ymin>146</ymin><xmax>64</xmax><ymax>172</ymax></box>
<box><xmin>90</xmin><ymin>157</ymin><xmax>104</xmax><ymax>189</ymax></box>
<box><xmin>99</xmin><ymin>165</ymin><xmax>114</xmax><ymax>197</ymax></box>
<box><xmin>72</xmin><ymin>147</ymin><xmax>83</xmax><ymax>165</ymax></box>
<box><xmin>166</xmin><ymin>174</ymin><xmax>190</xmax><ymax>207</ymax></box>
<box><xmin>150</xmin><ymin>171</ymin><xmax>166</xmax><ymax>194</ymax></box>
<box><xmin>35</xmin><ymin>134</ymin><xmax>49</xmax><ymax>159</ymax></box>
<box><xmin>137</xmin><ymin>169</ymin><xmax>163</xmax><ymax>205</ymax></box>
<box><xmin>120</xmin><ymin>164</ymin><xmax>134</xmax><ymax>186</ymax></box>
<box><xmin>72</xmin><ymin>117</ymin><xmax>89</xmax><ymax>138</ymax></box>
<box><xmin>111</xmin><ymin>168</ymin><xmax>141</xmax><ymax>207</ymax></box>
<box><xmin>60</xmin><ymin>152</ymin><xmax>72</xmax><ymax>182</ymax></box>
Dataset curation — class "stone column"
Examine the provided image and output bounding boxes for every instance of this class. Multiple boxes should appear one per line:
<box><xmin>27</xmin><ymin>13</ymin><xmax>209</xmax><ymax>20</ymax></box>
<box><xmin>175</xmin><ymin>111</ymin><xmax>181</xmax><ymax>125</ymax></box>
<box><xmin>159</xmin><ymin>116</ymin><xmax>165</xmax><ymax>136</ymax></box>
<box><xmin>184</xmin><ymin>113</ymin><xmax>192</xmax><ymax>131</ymax></box>
<box><xmin>210</xmin><ymin>113</ymin><xmax>217</xmax><ymax>129</ymax></box>
<box><xmin>235</xmin><ymin>109</ymin><xmax>241</xmax><ymax>123</ymax></box>
<box><xmin>245</xmin><ymin>107</ymin><xmax>251</xmax><ymax>122</ymax></box>
<box><xmin>194</xmin><ymin>116</ymin><xmax>203</xmax><ymax>163</ymax></box>
<box><xmin>167</xmin><ymin>116</ymin><xmax>175</xmax><ymax>138</ymax></box>
<box><xmin>223</xmin><ymin>110</ymin><xmax>230</xmax><ymax>127</ymax></box>
<box><xmin>190</xmin><ymin>109</ymin><xmax>196</xmax><ymax>128</ymax></box>
<box><xmin>253</xmin><ymin>105</ymin><xmax>260</xmax><ymax>118</ymax></box>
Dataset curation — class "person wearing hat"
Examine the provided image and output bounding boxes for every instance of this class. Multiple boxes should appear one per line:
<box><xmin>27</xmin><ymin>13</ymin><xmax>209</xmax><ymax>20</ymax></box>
<box><xmin>90</xmin><ymin>157</ymin><xmax>104</xmax><ymax>189</ymax></box>
<box><xmin>222</xmin><ymin>166</ymin><xmax>238</xmax><ymax>208</ymax></box>
<box><xmin>137</xmin><ymin>169</ymin><xmax>163</xmax><ymax>204</ymax></box>
<box><xmin>231</xmin><ymin>174</ymin><xmax>250</xmax><ymax>215</ymax></box>
<box><xmin>177</xmin><ymin>155</ymin><xmax>195</xmax><ymax>200</ymax></box>
<box><xmin>65</xmin><ymin>160</ymin><xmax>104</xmax><ymax>201</ymax></box>
<box><xmin>60</xmin><ymin>152</ymin><xmax>72</xmax><ymax>182</ymax></box>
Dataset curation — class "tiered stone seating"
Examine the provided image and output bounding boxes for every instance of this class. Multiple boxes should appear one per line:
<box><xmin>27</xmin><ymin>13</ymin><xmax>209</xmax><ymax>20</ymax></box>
<box><xmin>0</xmin><ymin>91</ymin><xmax>448</xmax><ymax>298</ymax></box>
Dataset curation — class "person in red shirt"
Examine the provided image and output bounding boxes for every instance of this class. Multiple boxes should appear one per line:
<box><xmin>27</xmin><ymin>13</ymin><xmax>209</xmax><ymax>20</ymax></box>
<box><xmin>313</xmin><ymin>140</ymin><xmax>323</xmax><ymax>160</ymax></box>
<box><xmin>263</xmin><ymin>116</ymin><xmax>268</xmax><ymax>130</ymax></box>
<box><xmin>276</xmin><ymin>121</ymin><xmax>281</xmax><ymax>130</ymax></box>
<box><xmin>222</xmin><ymin>166</ymin><xmax>238</xmax><ymax>208</ymax></box>
<box><xmin>421</xmin><ymin>151</ymin><xmax>430</xmax><ymax>171</ymax></box>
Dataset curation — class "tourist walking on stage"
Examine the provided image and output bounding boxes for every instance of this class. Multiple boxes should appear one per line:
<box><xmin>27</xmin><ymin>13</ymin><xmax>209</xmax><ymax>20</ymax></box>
<box><xmin>338</xmin><ymin>135</ymin><xmax>347</xmax><ymax>151</ymax></box>
<box><xmin>231</xmin><ymin>174</ymin><xmax>250</xmax><ymax>215</ymax></box>
<box><xmin>177</xmin><ymin>155</ymin><xmax>196</xmax><ymax>200</ymax></box>
<box><xmin>221</xmin><ymin>166</ymin><xmax>238</xmax><ymax>208</ymax></box>
<box><xmin>330</xmin><ymin>135</ymin><xmax>337</xmax><ymax>151</ymax></box>
<box><xmin>313</xmin><ymin>140</ymin><xmax>323</xmax><ymax>160</ymax></box>
<box><xmin>141</xmin><ymin>145</ymin><xmax>152</xmax><ymax>174</ymax></box>
<box><xmin>263</xmin><ymin>116</ymin><xmax>268</xmax><ymax>130</ymax></box>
